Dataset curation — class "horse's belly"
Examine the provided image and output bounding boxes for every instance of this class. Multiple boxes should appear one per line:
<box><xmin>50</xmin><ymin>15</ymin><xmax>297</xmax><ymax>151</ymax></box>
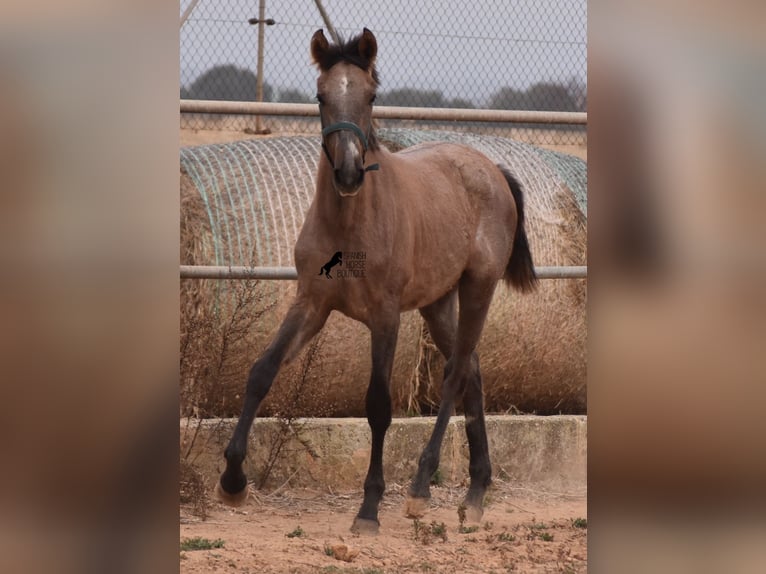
<box><xmin>399</xmin><ymin>261</ymin><xmax>464</xmax><ymax>311</ymax></box>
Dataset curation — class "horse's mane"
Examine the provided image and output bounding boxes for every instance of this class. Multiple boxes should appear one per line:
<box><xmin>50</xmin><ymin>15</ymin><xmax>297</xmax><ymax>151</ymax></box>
<box><xmin>313</xmin><ymin>32</ymin><xmax>380</xmax><ymax>87</ymax></box>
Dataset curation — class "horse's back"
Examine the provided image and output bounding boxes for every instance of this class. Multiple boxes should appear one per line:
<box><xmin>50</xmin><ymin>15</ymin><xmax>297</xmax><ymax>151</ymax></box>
<box><xmin>385</xmin><ymin>141</ymin><xmax>519</xmax><ymax>298</ymax></box>
<box><xmin>392</xmin><ymin>141</ymin><xmax>515</xmax><ymax>217</ymax></box>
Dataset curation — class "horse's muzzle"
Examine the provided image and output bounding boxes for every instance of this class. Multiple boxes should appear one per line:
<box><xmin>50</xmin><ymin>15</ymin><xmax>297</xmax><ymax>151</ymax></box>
<box><xmin>334</xmin><ymin>164</ymin><xmax>365</xmax><ymax>197</ymax></box>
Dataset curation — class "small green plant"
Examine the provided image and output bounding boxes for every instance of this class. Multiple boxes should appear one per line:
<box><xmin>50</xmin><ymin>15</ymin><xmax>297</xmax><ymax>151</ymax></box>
<box><xmin>459</xmin><ymin>525</ymin><xmax>479</xmax><ymax>534</ymax></box>
<box><xmin>430</xmin><ymin>521</ymin><xmax>448</xmax><ymax>541</ymax></box>
<box><xmin>572</xmin><ymin>517</ymin><xmax>587</xmax><ymax>529</ymax></box>
<box><xmin>498</xmin><ymin>531</ymin><xmax>515</xmax><ymax>542</ymax></box>
<box><xmin>527</xmin><ymin>522</ymin><xmax>554</xmax><ymax>541</ymax></box>
<box><xmin>430</xmin><ymin>468</ymin><xmax>444</xmax><ymax>486</ymax></box>
<box><xmin>323</xmin><ymin>543</ymin><xmax>334</xmax><ymax>556</ymax></box>
<box><xmin>180</xmin><ymin>537</ymin><xmax>225</xmax><ymax>551</ymax></box>
<box><xmin>412</xmin><ymin>518</ymin><xmax>423</xmax><ymax>540</ymax></box>
<box><xmin>412</xmin><ymin>519</ymin><xmax>448</xmax><ymax>544</ymax></box>
<box><xmin>539</xmin><ymin>532</ymin><xmax>554</xmax><ymax>542</ymax></box>
<box><xmin>286</xmin><ymin>526</ymin><xmax>305</xmax><ymax>538</ymax></box>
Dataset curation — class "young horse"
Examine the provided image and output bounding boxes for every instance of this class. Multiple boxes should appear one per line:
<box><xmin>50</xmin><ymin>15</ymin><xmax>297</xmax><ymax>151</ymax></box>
<box><xmin>216</xmin><ymin>28</ymin><xmax>537</xmax><ymax>533</ymax></box>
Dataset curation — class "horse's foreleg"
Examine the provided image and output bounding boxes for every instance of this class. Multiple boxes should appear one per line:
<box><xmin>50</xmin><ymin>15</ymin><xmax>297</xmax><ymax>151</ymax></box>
<box><xmin>351</xmin><ymin>314</ymin><xmax>399</xmax><ymax>535</ymax></box>
<box><xmin>216</xmin><ymin>299</ymin><xmax>329</xmax><ymax>505</ymax></box>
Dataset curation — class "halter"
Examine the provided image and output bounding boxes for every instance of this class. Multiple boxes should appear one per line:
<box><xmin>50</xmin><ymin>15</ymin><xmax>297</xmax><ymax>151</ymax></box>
<box><xmin>320</xmin><ymin>121</ymin><xmax>380</xmax><ymax>172</ymax></box>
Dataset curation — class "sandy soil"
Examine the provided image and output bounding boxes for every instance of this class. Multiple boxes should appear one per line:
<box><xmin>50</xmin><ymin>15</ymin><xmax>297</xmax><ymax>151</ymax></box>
<box><xmin>180</xmin><ymin>482</ymin><xmax>586</xmax><ymax>573</ymax></box>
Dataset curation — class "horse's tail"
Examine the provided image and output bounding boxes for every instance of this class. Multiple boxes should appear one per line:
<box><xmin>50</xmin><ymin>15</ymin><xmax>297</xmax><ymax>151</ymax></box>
<box><xmin>499</xmin><ymin>166</ymin><xmax>538</xmax><ymax>293</ymax></box>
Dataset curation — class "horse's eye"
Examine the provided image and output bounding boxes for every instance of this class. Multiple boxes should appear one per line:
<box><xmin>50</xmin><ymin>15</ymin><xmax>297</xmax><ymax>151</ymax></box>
<box><xmin>370</xmin><ymin>95</ymin><xmax>377</xmax><ymax>104</ymax></box>
<box><xmin>316</xmin><ymin>94</ymin><xmax>324</xmax><ymax>104</ymax></box>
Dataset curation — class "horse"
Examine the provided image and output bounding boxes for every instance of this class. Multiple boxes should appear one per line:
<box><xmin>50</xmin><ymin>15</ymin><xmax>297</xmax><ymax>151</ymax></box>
<box><xmin>318</xmin><ymin>250</ymin><xmax>343</xmax><ymax>278</ymax></box>
<box><xmin>215</xmin><ymin>28</ymin><xmax>538</xmax><ymax>534</ymax></box>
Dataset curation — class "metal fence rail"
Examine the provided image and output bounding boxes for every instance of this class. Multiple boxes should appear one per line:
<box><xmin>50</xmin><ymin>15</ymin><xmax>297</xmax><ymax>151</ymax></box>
<box><xmin>180</xmin><ymin>265</ymin><xmax>586</xmax><ymax>280</ymax></box>
<box><xmin>180</xmin><ymin>100</ymin><xmax>587</xmax><ymax>125</ymax></box>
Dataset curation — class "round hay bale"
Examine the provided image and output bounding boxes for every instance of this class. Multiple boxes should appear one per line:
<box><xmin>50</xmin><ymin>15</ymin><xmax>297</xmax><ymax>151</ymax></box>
<box><xmin>180</xmin><ymin>130</ymin><xmax>586</xmax><ymax>417</ymax></box>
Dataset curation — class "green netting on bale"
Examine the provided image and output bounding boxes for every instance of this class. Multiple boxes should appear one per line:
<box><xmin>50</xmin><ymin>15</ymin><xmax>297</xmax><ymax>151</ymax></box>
<box><xmin>180</xmin><ymin>136</ymin><xmax>322</xmax><ymax>268</ymax></box>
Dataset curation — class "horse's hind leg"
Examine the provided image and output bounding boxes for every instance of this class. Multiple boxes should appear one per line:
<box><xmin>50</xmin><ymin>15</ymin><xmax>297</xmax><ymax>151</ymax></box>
<box><xmin>406</xmin><ymin>276</ymin><xmax>495</xmax><ymax>518</ymax></box>
<box><xmin>352</xmin><ymin>312</ymin><xmax>399</xmax><ymax>535</ymax></box>
<box><xmin>404</xmin><ymin>289</ymin><xmax>457</xmax><ymax>518</ymax></box>
<box><xmin>217</xmin><ymin>299</ymin><xmax>329</xmax><ymax>505</ymax></box>
<box><xmin>419</xmin><ymin>288</ymin><xmax>458</xmax><ymax>358</ymax></box>
<box><xmin>462</xmin><ymin>355</ymin><xmax>491</xmax><ymax>522</ymax></box>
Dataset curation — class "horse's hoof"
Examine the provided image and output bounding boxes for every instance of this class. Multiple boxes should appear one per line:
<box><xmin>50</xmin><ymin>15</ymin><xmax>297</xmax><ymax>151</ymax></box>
<box><xmin>350</xmin><ymin>517</ymin><xmax>380</xmax><ymax>536</ymax></box>
<box><xmin>462</xmin><ymin>503</ymin><xmax>484</xmax><ymax>524</ymax></box>
<box><xmin>404</xmin><ymin>496</ymin><xmax>429</xmax><ymax>519</ymax></box>
<box><xmin>214</xmin><ymin>480</ymin><xmax>249</xmax><ymax>507</ymax></box>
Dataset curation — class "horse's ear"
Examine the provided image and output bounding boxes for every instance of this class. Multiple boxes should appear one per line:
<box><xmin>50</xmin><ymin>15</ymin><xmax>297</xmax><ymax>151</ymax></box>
<box><xmin>311</xmin><ymin>29</ymin><xmax>330</xmax><ymax>66</ymax></box>
<box><xmin>358</xmin><ymin>28</ymin><xmax>377</xmax><ymax>66</ymax></box>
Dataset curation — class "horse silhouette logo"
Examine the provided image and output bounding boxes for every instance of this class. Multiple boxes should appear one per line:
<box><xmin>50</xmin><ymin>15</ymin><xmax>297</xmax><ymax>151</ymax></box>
<box><xmin>319</xmin><ymin>251</ymin><xmax>343</xmax><ymax>278</ymax></box>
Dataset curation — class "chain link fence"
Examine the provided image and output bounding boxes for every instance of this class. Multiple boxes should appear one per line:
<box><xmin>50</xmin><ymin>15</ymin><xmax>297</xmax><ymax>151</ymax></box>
<box><xmin>180</xmin><ymin>0</ymin><xmax>586</xmax><ymax>145</ymax></box>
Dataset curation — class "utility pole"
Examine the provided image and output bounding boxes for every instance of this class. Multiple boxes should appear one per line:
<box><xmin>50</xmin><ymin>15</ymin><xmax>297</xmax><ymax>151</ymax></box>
<box><xmin>180</xmin><ymin>0</ymin><xmax>202</xmax><ymax>29</ymax></box>
<box><xmin>313</xmin><ymin>0</ymin><xmax>340</xmax><ymax>44</ymax></box>
<box><xmin>248</xmin><ymin>1</ymin><xmax>275</xmax><ymax>134</ymax></box>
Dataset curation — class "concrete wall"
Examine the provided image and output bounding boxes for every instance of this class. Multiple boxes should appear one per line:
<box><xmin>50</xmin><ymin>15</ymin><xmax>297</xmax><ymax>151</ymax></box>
<box><xmin>182</xmin><ymin>415</ymin><xmax>586</xmax><ymax>493</ymax></box>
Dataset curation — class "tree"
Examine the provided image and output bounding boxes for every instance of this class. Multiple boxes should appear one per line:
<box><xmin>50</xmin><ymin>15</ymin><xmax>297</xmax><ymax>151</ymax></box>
<box><xmin>445</xmin><ymin>97</ymin><xmax>475</xmax><ymax>109</ymax></box>
<box><xmin>376</xmin><ymin>88</ymin><xmax>447</xmax><ymax>108</ymax></box>
<box><xmin>277</xmin><ymin>88</ymin><xmax>313</xmax><ymax>103</ymax></box>
<box><xmin>526</xmin><ymin>82</ymin><xmax>579</xmax><ymax>111</ymax></box>
<box><xmin>486</xmin><ymin>87</ymin><xmax>528</xmax><ymax>110</ymax></box>
<box><xmin>487</xmin><ymin>81</ymin><xmax>581</xmax><ymax>111</ymax></box>
<box><xmin>182</xmin><ymin>64</ymin><xmax>273</xmax><ymax>102</ymax></box>
<box><xmin>566</xmin><ymin>77</ymin><xmax>587</xmax><ymax>112</ymax></box>
<box><xmin>374</xmin><ymin>89</ymin><xmax>475</xmax><ymax>108</ymax></box>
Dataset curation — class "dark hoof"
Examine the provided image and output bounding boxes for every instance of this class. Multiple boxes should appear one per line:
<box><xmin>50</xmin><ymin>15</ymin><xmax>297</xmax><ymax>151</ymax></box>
<box><xmin>350</xmin><ymin>517</ymin><xmax>380</xmax><ymax>536</ymax></box>
<box><xmin>214</xmin><ymin>480</ymin><xmax>249</xmax><ymax>507</ymax></box>
<box><xmin>404</xmin><ymin>496</ymin><xmax>430</xmax><ymax>519</ymax></box>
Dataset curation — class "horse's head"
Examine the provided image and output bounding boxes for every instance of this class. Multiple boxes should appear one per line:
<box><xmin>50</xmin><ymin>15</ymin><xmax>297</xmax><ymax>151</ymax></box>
<box><xmin>311</xmin><ymin>28</ymin><xmax>379</xmax><ymax>197</ymax></box>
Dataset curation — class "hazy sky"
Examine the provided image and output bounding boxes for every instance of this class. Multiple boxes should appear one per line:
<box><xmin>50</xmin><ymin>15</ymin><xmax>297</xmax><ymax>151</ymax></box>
<box><xmin>180</xmin><ymin>0</ymin><xmax>586</xmax><ymax>105</ymax></box>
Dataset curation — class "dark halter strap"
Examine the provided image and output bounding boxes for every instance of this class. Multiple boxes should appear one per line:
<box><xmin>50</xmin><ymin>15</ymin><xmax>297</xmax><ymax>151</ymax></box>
<box><xmin>320</xmin><ymin>121</ymin><xmax>380</xmax><ymax>172</ymax></box>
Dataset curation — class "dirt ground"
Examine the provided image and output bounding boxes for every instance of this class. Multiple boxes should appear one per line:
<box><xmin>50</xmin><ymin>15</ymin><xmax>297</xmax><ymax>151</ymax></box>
<box><xmin>180</xmin><ymin>482</ymin><xmax>587</xmax><ymax>573</ymax></box>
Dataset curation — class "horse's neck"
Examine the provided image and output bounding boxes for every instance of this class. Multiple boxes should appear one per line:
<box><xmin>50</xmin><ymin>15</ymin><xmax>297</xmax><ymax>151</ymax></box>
<box><xmin>314</xmin><ymin>156</ymin><xmax>381</xmax><ymax>232</ymax></box>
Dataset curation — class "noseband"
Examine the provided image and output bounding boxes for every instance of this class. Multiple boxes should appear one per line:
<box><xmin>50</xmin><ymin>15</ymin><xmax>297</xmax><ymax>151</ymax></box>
<box><xmin>321</xmin><ymin>121</ymin><xmax>380</xmax><ymax>173</ymax></box>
